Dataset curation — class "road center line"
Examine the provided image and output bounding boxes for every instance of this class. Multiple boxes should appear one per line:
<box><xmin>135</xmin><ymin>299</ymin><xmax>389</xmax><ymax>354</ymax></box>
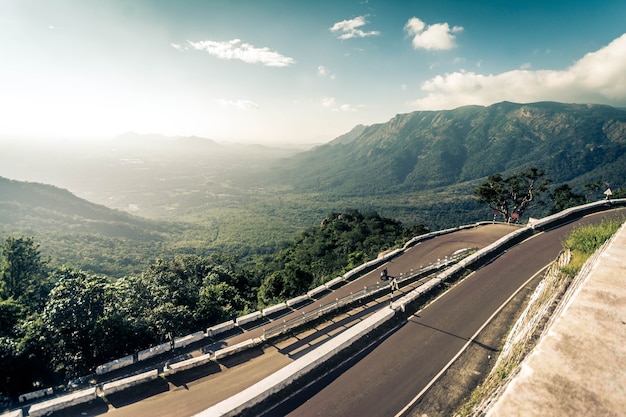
<box><xmin>394</xmin><ymin>262</ymin><xmax>553</xmax><ymax>417</ymax></box>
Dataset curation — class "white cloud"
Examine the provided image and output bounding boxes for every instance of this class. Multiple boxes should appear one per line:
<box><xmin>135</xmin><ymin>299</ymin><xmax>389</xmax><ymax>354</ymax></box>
<box><xmin>174</xmin><ymin>39</ymin><xmax>296</xmax><ymax>67</ymax></box>
<box><xmin>410</xmin><ymin>33</ymin><xmax>626</xmax><ymax>110</ymax></box>
<box><xmin>321</xmin><ymin>97</ymin><xmax>336</xmax><ymax>108</ymax></box>
<box><xmin>339</xmin><ymin>104</ymin><xmax>358</xmax><ymax>112</ymax></box>
<box><xmin>404</xmin><ymin>17</ymin><xmax>463</xmax><ymax>51</ymax></box>
<box><xmin>217</xmin><ymin>99</ymin><xmax>259</xmax><ymax>111</ymax></box>
<box><xmin>318</xmin><ymin>65</ymin><xmax>336</xmax><ymax>79</ymax></box>
<box><xmin>330</xmin><ymin>16</ymin><xmax>380</xmax><ymax>40</ymax></box>
<box><xmin>320</xmin><ymin>97</ymin><xmax>361</xmax><ymax>112</ymax></box>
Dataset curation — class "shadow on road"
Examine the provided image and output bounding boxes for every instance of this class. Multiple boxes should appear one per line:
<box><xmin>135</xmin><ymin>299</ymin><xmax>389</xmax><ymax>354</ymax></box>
<box><xmin>408</xmin><ymin>317</ymin><xmax>498</xmax><ymax>352</ymax></box>
<box><xmin>274</xmin><ymin>301</ymin><xmax>383</xmax><ymax>360</ymax></box>
<box><xmin>218</xmin><ymin>346</ymin><xmax>265</xmax><ymax>369</ymax></box>
<box><xmin>105</xmin><ymin>378</ymin><xmax>170</xmax><ymax>409</ymax></box>
<box><xmin>165</xmin><ymin>361</ymin><xmax>222</xmax><ymax>389</ymax></box>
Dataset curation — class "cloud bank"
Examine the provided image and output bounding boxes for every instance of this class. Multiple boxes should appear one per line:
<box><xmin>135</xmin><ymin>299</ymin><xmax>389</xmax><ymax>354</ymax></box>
<box><xmin>404</xmin><ymin>17</ymin><xmax>463</xmax><ymax>50</ymax></box>
<box><xmin>217</xmin><ymin>99</ymin><xmax>259</xmax><ymax>111</ymax></box>
<box><xmin>172</xmin><ymin>39</ymin><xmax>295</xmax><ymax>67</ymax></box>
<box><xmin>330</xmin><ymin>16</ymin><xmax>380</xmax><ymax>40</ymax></box>
<box><xmin>411</xmin><ymin>33</ymin><xmax>626</xmax><ymax>109</ymax></box>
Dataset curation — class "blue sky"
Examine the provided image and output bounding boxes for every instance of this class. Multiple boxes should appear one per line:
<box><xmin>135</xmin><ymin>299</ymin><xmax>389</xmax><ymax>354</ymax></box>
<box><xmin>1</xmin><ymin>0</ymin><xmax>625</xmax><ymax>144</ymax></box>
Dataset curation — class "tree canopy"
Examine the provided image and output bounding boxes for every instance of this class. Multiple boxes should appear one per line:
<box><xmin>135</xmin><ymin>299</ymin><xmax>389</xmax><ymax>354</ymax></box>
<box><xmin>0</xmin><ymin>208</ymin><xmax>428</xmax><ymax>399</ymax></box>
<box><xmin>473</xmin><ymin>168</ymin><xmax>551</xmax><ymax>222</ymax></box>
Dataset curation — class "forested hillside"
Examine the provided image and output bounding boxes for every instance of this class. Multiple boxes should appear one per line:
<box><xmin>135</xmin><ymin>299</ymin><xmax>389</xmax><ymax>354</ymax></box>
<box><xmin>0</xmin><ymin>208</ymin><xmax>421</xmax><ymax>399</ymax></box>
<box><xmin>268</xmin><ymin>102</ymin><xmax>626</xmax><ymax>197</ymax></box>
<box><xmin>0</xmin><ymin>176</ymin><xmax>193</xmax><ymax>277</ymax></box>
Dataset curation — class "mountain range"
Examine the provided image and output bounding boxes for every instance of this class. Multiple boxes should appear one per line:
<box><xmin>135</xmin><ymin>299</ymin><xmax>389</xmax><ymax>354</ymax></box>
<box><xmin>1</xmin><ymin>101</ymin><xmax>625</xmax><ymax>277</ymax></box>
<box><xmin>268</xmin><ymin>101</ymin><xmax>626</xmax><ymax>197</ymax></box>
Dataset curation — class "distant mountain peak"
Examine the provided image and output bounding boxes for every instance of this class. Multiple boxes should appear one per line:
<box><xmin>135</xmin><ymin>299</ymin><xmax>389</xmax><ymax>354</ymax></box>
<box><xmin>269</xmin><ymin>101</ymin><xmax>626</xmax><ymax>196</ymax></box>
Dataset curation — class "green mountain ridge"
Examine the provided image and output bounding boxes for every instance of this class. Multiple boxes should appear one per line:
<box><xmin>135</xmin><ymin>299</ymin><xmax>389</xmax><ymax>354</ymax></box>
<box><xmin>0</xmin><ymin>177</ymin><xmax>192</xmax><ymax>277</ymax></box>
<box><xmin>269</xmin><ymin>101</ymin><xmax>626</xmax><ymax>197</ymax></box>
<box><xmin>2</xmin><ymin>101</ymin><xmax>625</xmax><ymax>278</ymax></box>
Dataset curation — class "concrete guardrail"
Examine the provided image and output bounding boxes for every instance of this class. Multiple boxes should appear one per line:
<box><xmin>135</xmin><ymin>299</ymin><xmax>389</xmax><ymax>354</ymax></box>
<box><xmin>214</xmin><ymin>338</ymin><xmax>263</xmax><ymax>361</ymax></box>
<box><xmin>235</xmin><ymin>311</ymin><xmax>263</xmax><ymax>327</ymax></box>
<box><xmin>95</xmin><ymin>354</ymin><xmax>135</xmax><ymax>375</ymax></box>
<box><xmin>137</xmin><ymin>341</ymin><xmax>171</xmax><ymax>362</ymax></box>
<box><xmin>27</xmin><ymin>387</ymin><xmax>97</xmax><ymax>417</ymax></box>
<box><xmin>164</xmin><ymin>353</ymin><xmax>213</xmax><ymax>376</ymax></box>
<box><xmin>18</xmin><ymin>387</ymin><xmax>53</xmax><ymax>403</ymax></box>
<box><xmin>207</xmin><ymin>320</ymin><xmax>235</xmax><ymax>337</ymax></box>
<box><xmin>174</xmin><ymin>331</ymin><xmax>206</xmax><ymax>349</ymax></box>
<box><xmin>262</xmin><ymin>303</ymin><xmax>289</xmax><ymax>317</ymax></box>
<box><xmin>101</xmin><ymin>370</ymin><xmax>159</xmax><ymax>396</ymax></box>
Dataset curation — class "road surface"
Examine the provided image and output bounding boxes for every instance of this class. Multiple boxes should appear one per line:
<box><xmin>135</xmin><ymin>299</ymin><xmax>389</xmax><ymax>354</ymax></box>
<box><xmin>95</xmin><ymin>223</ymin><xmax>515</xmax><ymax>417</ymax></box>
<box><xmin>269</xmin><ymin>209</ymin><xmax>625</xmax><ymax>417</ymax></box>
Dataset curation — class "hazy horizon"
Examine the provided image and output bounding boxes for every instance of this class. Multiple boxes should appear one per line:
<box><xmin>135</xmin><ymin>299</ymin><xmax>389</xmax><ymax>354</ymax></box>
<box><xmin>1</xmin><ymin>0</ymin><xmax>626</xmax><ymax>144</ymax></box>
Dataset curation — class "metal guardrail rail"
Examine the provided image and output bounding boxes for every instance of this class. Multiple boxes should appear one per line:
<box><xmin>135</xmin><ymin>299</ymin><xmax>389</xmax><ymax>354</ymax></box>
<box><xmin>262</xmin><ymin>248</ymin><xmax>476</xmax><ymax>340</ymax></box>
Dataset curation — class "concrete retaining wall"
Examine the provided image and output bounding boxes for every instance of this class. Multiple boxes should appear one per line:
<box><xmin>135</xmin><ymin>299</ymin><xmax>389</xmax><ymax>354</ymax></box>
<box><xmin>207</xmin><ymin>320</ymin><xmax>235</xmax><ymax>337</ymax></box>
<box><xmin>175</xmin><ymin>331</ymin><xmax>206</xmax><ymax>349</ymax></box>
<box><xmin>28</xmin><ymin>387</ymin><xmax>97</xmax><ymax>417</ymax></box>
<box><xmin>95</xmin><ymin>354</ymin><xmax>135</xmax><ymax>375</ymax></box>
<box><xmin>235</xmin><ymin>311</ymin><xmax>262</xmax><ymax>327</ymax></box>
<box><xmin>4</xmin><ymin>409</ymin><xmax>22</xmax><ymax>417</ymax></box>
<box><xmin>101</xmin><ymin>370</ymin><xmax>159</xmax><ymax>396</ymax></box>
<box><xmin>137</xmin><ymin>341</ymin><xmax>171</xmax><ymax>362</ymax></box>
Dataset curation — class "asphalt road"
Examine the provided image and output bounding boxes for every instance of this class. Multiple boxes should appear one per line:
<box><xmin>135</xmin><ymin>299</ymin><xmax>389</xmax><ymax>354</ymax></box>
<box><xmin>215</xmin><ymin>223</ymin><xmax>515</xmax><ymax>347</ymax></box>
<box><xmin>98</xmin><ymin>223</ymin><xmax>515</xmax><ymax>417</ymax></box>
<box><xmin>271</xmin><ymin>209</ymin><xmax>626</xmax><ymax>417</ymax></box>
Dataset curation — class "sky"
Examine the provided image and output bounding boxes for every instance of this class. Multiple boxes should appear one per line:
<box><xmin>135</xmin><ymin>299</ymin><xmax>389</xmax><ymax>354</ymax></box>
<box><xmin>1</xmin><ymin>0</ymin><xmax>626</xmax><ymax>144</ymax></box>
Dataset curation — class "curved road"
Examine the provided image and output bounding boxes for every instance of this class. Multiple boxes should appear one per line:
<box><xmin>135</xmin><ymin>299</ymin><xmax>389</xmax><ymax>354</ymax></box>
<box><xmin>269</xmin><ymin>209</ymin><xmax>625</xmax><ymax>417</ymax></box>
<box><xmin>99</xmin><ymin>223</ymin><xmax>515</xmax><ymax>417</ymax></box>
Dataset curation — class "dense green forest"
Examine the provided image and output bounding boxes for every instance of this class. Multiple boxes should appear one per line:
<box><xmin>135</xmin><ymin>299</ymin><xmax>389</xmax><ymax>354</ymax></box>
<box><xmin>0</xmin><ymin>208</ymin><xmax>421</xmax><ymax>399</ymax></box>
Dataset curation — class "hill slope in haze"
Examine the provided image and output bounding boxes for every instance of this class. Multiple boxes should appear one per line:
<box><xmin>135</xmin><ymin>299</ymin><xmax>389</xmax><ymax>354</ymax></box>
<box><xmin>268</xmin><ymin>102</ymin><xmax>626</xmax><ymax>197</ymax></box>
<box><xmin>0</xmin><ymin>176</ymin><xmax>198</xmax><ymax>277</ymax></box>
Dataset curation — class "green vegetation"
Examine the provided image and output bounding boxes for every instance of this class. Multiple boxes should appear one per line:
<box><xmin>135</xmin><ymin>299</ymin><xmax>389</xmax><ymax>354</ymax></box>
<box><xmin>473</xmin><ymin>167</ymin><xmax>550</xmax><ymax>222</ymax></box>
<box><xmin>0</xmin><ymin>208</ymin><xmax>425</xmax><ymax>399</ymax></box>
<box><xmin>560</xmin><ymin>218</ymin><xmax>623</xmax><ymax>276</ymax></box>
<box><xmin>255</xmin><ymin>209</ymin><xmax>428</xmax><ymax>306</ymax></box>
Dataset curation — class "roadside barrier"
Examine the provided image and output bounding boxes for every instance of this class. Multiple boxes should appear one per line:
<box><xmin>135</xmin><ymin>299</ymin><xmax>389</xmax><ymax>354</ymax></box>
<box><xmin>101</xmin><ymin>370</ymin><xmax>158</xmax><ymax>396</ymax></box>
<box><xmin>18</xmin><ymin>388</ymin><xmax>53</xmax><ymax>403</ymax></box>
<box><xmin>207</xmin><ymin>320</ymin><xmax>235</xmax><ymax>337</ymax></box>
<box><xmin>174</xmin><ymin>331</ymin><xmax>206</xmax><ymax>349</ymax></box>
<box><xmin>214</xmin><ymin>338</ymin><xmax>263</xmax><ymax>360</ymax></box>
<box><xmin>262</xmin><ymin>302</ymin><xmax>289</xmax><ymax>317</ymax></box>
<box><xmin>195</xmin><ymin>308</ymin><xmax>396</xmax><ymax>417</ymax></box>
<box><xmin>137</xmin><ymin>341</ymin><xmax>171</xmax><ymax>362</ymax></box>
<box><xmin>27</xmin><ymin>387</ymin><xmax>97</xmax><ymax>417</ymax></box>
<box><xmin>95</xmin><ymin>354</ymin><xmax>134</xmax><ymax>375</ymax></box>
<box><xmin>235</xmin><ymin>311</ymin><xmax>263</xmax><ymax>327</ymax></box>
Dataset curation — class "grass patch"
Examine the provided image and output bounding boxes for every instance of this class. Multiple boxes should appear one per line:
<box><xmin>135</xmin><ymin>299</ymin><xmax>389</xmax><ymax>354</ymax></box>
<box><xmin>560</xmin><ymin>218</ymin><xmax>623</xmax><ymax>275</ymax></box>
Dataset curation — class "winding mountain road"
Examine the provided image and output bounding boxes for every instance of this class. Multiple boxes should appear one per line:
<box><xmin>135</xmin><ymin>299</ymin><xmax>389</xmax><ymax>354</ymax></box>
<box><xmin>100</xmin><ymin>223</ymin><xmax>516</xmax><ymax>417</ymax></box>
<box><xmin>269</xmin><ymin>209</ymin><xmax>625</xmax><ymax>417</ymax></box>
